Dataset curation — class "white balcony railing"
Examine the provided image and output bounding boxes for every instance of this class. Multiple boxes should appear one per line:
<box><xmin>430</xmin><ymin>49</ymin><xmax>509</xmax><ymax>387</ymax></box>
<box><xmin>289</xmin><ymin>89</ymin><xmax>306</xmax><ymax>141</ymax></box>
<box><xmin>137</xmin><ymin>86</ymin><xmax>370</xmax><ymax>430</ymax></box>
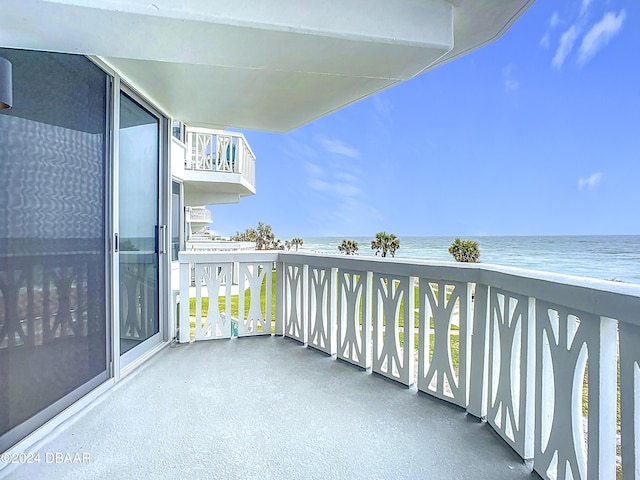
<box><xmin>185</xmin><ymin>206</ymin><xmax>212</xmax><ymax>223</ymax></box>
<box><xmin>178</xmin><ymin>251</ymin><xmax>640</xmax><ymax>480</ymax></box>
<box><xmin>186</xmin><ymin>127</ymin><xmax>256</xmax><ymax>187</ymax></box>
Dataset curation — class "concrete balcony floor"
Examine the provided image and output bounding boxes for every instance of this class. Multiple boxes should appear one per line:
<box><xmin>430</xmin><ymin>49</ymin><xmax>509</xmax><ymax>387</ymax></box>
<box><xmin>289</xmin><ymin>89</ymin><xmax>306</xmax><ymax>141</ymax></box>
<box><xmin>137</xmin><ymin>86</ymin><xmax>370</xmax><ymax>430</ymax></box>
<box><xmin>7</xmin><ymin>337</ymin><xmax>535</xmax><ymax>479</ymax></box>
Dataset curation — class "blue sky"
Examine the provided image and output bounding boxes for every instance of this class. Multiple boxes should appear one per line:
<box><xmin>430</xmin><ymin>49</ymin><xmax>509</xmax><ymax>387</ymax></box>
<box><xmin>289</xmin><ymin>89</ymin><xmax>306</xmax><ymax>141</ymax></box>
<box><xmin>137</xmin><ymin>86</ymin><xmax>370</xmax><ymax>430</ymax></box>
<box><xmin>210</xmin><ymin>0</ymin><xmax>639</xmax><ymax>238</ymax></box>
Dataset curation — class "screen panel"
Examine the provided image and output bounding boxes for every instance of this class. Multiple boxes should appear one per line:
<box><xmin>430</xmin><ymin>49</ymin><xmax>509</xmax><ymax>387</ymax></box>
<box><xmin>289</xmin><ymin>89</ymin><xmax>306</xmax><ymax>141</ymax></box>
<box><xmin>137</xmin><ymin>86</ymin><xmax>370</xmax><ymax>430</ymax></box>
<box><xmin>0</xmin><ymin>48</ymin><xmax>109</xmax><ymax>451</ymax></box>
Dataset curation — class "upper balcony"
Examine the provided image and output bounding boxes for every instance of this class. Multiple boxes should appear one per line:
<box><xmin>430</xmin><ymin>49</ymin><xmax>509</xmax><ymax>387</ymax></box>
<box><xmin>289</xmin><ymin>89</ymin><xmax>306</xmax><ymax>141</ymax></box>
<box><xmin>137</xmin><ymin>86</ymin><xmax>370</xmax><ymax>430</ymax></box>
<box><xmin>185</xmin><ymin>206</ymin><xmax>213</xmax><ymax>224</ymax></box>
<box><xmin>173</xmin><ymin>127</ymin><xmax>256</xmax><ymax>206</ymax></box>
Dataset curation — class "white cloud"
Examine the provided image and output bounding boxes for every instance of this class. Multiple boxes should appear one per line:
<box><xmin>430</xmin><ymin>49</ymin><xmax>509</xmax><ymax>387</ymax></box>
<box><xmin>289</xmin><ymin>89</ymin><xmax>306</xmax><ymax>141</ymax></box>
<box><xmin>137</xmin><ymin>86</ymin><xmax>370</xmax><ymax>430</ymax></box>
<box><xmin>577</xmin><ymin>10</ymin><xmax>626</xmax><ymax>66</ymax></box>
<box><xmin>298</xmin><ymin>135</ymin><xmax>376</xmax><ymax>232</ymax></box>
<box><xmin>501</xmin><ymin>64</ymin><xmax>519</xmax><ymax>93</ymax></box>
<box><xmin>540</xmin><ymin>12</ymin><xmax>561</xmax><ymax>48</ymax></box>
<box><xmin>318</xmin><ymin>137</ymin><xmax>360</xmax><ymax>159</ymax></box>
<box><xmin>334</xmin><ymin>171</ymin><xmax>359</xmax><ymax>183</ymax></box>
<box><xmin>305</xmin><ymin>162</ymin><xmax>324</xmax><ymax>177</ymax></box>
<box><xmin>580</xmin><ymin>0</ymin><xmax>593</xmax><ymax>16</ymax></box>
<box><xmin>552</xmin><ymin>25</ymin><xmax>580</xmax><ymax>69</ymax></box>
<box><xmin>333</xmin><ymin>183</ymin><xmax>361</xmax><ymax>197</ymax></box>
<box><xmin>308</xmin><ymin>179</ymin><xmax>330</xmax><ymax>193</ymax></box>
<box><xmin>306</xmin><ymin>146</ymin><xmax>362</xmax><ymax>198</ymax></box>
<box><xmin>373</xmin><ymin>95</ymin><xmax>393</xmax><ymax>125</ymax></box>
<box><xmin>540</xmin><ymin>33</ymin><xmax>551</xmax><ymax>48</ymax></box>
<box><xmin>578</xmin><ymin>172</ymin><xmax>603</xmax><ymax>190</ymax></box>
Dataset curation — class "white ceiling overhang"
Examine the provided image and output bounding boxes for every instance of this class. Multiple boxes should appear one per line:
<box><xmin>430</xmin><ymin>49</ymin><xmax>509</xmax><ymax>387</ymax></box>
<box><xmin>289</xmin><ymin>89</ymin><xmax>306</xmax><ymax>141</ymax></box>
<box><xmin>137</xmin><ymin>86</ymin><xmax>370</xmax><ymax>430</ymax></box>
<box><xmin>0</xmin><ymin>0</ymin><xmax>535</xmax><ymax>132</ymax></box>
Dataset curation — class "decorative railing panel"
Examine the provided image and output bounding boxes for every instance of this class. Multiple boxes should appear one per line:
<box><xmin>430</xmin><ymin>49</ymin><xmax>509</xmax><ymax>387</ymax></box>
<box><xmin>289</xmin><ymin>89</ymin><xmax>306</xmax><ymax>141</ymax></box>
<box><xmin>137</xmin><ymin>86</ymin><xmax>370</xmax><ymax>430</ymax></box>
<box><xmin>283</xmin><ymin>263</ymin><xmax>306</xmax><ymax>344</ymax></box>
<box><xmin>193</xmin><ymin>263</ymin><xmax>233</xmax><ymax>340</ymax></box>
<box><xmin>336</xmin><ymin>269</ymin><xmax>371</xmax><ymax>369</ymax></box>
<box><xmin>0</xmin><ymin>250</ymin><xmax>106</xmax><ymax>446</ymax></box>
<box><xmin>185</xmin><ymin>207</ymin><xmax>212</xmax><ymax>223</ymax></box>
<box><xmin>177</xmin><ymin>251</ymin><xmax>640</xmax><ymax>480</ymax></box>
<box><xmin>44</xmin><ymin>264</ymin><xmax>86</xmax><ymax>341</ymax></box>
<box><xmin>486</xmin><ymin>288</ymin><xmax>534</xmax><ymax>459</ymax></box>
<box><xmin>372</xmin><ymin>273</ymin><xmax>414</xmax><ymax>385</ymax></box>
<box><xmin>237</xmin><ymin>262</ymin><xmax>271</xmax><ymax>336</ymax></box>
<box><xmin>418</xmin><ymin>280</ymin><xmax>471</xmax><ymax>407</ymax></box>
<box><xmin>534</xmin><ymin>302</ymin><xmax>617</xmax><ymax>480</ymax></box>
<box><xmin>186</xmin><ymin>128</ymin><xmax>256</xmax><ymax>188</ymax></box>
<box><xmin>307</xmin><ymin>266</ymin><xmax>336</xmax><ymax>355</ymax></box>
<box><xmin>120</xmin><ymin>261</ymin><xmax>156</xmax><ymax>342</ymax></box>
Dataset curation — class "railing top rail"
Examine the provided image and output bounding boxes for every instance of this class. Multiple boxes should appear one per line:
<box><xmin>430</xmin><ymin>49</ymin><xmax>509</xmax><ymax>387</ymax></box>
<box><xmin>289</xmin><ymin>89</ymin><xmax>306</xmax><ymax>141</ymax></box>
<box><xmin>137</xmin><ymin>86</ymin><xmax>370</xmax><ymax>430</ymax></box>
<box><xmin>187</xmin><ymin>126</ymin><xmax>246</xmax><ymax>138</ymax></box>
<box><xmin>180</xmin><ymin>250</ymin><xmax>640</xmax><ymax>323</ymax></box>
<box><xmin>179</xmin><ymin>250</ymin><xmax>278</xmax><ymax>264</ymax></box>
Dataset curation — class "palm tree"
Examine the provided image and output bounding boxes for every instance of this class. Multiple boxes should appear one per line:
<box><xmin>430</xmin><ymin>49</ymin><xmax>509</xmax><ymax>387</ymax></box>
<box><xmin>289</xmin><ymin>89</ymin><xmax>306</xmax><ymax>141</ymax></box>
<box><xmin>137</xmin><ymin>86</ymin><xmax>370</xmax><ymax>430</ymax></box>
<box><xmin>285</xmin><ymin>240</ymin><xmax>291</xmax><ymax>251</ymax></box>
<box><xmin>371</xmin><ymin>232</ymin><xmax>400</xmax><ymax>258</ymax></box>
<box><xmin>230</xmin><ymin>228</ymin><xmax>257</xmax><ymax>242</ymax></box>
<box><xmin>338</xmin><ymin>239</ymin><xmax>359</xmax><ymax>255</ymax></box>
<box><xmin>291</xmin><ymin>237</ymin><xmax>304</xmax><ymax>251</ymax></box>
<box><xmin>448</xmin><ymin>238</ymin><xmax>480</xmax><ymax>263</ymax></box>
<box><xmin>256</xmin><ymin>222</ymin><xmax>275</xmax><ymax>250</ymax></box>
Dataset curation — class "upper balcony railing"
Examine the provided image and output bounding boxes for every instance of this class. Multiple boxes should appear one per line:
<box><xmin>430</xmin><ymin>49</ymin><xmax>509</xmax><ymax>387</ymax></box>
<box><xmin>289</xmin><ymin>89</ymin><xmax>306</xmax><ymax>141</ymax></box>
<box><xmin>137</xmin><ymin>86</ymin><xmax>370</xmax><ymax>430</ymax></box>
<box><xmin>186</xmin><ymin>127</ymin><xmax>256</xmax><ymax>187</ymax></box>
<box><xmin>185</xmin><ymin>206</ymin><xmax>212</xmax><ymax>223</ymax></box>
<box><xmin>178</xmin><ymin>250</ymin><xmax>640</xmax><ymax>480</ymax></box>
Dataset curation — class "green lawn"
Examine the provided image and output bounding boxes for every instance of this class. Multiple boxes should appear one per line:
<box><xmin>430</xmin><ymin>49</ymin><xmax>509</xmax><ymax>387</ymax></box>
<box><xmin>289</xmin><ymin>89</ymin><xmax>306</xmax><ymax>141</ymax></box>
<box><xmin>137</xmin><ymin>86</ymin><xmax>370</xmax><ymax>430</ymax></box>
<box><xmin>397</xmin><ymin>331</ymin><xmax>460</xmax><ymax>371</ymax></box>
<box><xmin>189</xmin><ymin>270</ymin><xmax>277</xmax><ymax>337</ymax></box>
<box><xmin>188</xmin><ymin>272</ymin><xmax>462</xmax><ymax>339</ymax></box>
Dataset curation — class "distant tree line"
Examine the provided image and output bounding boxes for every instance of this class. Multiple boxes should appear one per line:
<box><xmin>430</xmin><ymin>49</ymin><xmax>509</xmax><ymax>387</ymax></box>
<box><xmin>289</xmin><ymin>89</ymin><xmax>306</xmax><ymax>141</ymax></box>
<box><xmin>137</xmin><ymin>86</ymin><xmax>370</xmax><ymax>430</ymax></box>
<box><xmin>230</xmin><ymin>222</ymin><xmax>303</xmax><ymax>251</ymax></box>
<box><xmin>231</xmin><ymin>226</ymin><xmax>480</xmax><ymax>262</ymax></box>
<box><xmin>337</xmin><ymin>232</ymin><xmax>401</xmax><ymax>257</ymax></box>
<box><xmin>336</xmin><ymin>234</ymin><xmax>481</xmax><ymax>263</ymax></box>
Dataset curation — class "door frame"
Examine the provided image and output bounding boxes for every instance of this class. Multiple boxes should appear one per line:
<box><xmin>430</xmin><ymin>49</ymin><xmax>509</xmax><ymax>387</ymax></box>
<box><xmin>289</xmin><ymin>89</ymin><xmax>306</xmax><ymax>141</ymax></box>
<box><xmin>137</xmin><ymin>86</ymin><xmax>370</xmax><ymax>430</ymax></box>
<box><xmin>113</xmin><ymin>81</ymin><xmax>170</xmax><ymax>377</ymax></box>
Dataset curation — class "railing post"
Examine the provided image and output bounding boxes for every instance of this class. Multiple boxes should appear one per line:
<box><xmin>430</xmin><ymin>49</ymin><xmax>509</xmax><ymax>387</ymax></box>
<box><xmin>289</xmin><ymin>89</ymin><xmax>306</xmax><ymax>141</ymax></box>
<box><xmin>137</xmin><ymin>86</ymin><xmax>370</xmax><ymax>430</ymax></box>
<box><xmin>619</xmin><ymin>319</ymin><xmax>640</xmax><ymax>479</ymax></box>
<box><xmin>329</xmin><ymin>267</ymin><xmax>338</xmax><ymax>355</ymax></box>
<box><xmin>467</xmin><ymin>283</ymin><xmax>489</xmax><ymax>418</ymax></box>
<box><xmin>179</xmin><ymin>258</ymin><xmax>191</xmax><ymax>344</ymax></box>
<box><xmin>461</xmin><ymin>282</ymin><xmax>474</xmax><ymax>405</ymax></box>
<box><xmin>237</xmin><ymin>139</ymin><xmax>244</xmax><ymax>175</ymax></box>
<box><xmin>592</xmin><ymin>316</ymin><xmax>617</xmax><ymax>479</ymax></box>
<box><xmin>212</xmin><ymin>133</ymin><xmax>218</xmax><ymax>170</ymax></box>
<box><xmin>406</xmin><ymin>276</ymin><xmax>416</xmax><ymax>383</ymax></box>
<box><xmin>185</xmin><ymin>131</ymin><xmax>192</xmax><ymax>169</ymax></box>
<box><xmin>363</xmin><ymin>270</ymin><xmax>373</xmax><ymax>368</ymax></box>
<box><xmin>275</xmin><ymin>260</ymin><xmax>284</xmax><ymax>336</ymax></box>
<box><xmin>524</xmin><ymin>296</ymin><xmax>536</xmax><ymax>461</ymax></box>
<box><xmin>302</xmin><ymin>263</ymin><xmax>309</xmax><ymax>345</ymax></box>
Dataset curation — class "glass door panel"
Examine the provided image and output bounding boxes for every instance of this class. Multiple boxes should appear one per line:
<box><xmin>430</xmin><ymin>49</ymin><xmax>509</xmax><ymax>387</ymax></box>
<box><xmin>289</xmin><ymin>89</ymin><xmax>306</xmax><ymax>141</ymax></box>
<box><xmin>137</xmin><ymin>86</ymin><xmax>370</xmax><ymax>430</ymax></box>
<box><xmin>118</xmin><ymin>93</ymin><xmax>160</xmax><ymax>355</ymax></box>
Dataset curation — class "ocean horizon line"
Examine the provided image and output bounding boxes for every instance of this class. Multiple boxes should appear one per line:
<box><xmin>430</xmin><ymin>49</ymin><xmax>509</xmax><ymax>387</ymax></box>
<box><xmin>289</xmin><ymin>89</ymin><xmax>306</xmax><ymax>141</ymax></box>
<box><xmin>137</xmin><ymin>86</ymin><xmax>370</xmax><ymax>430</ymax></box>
<box><xmin>297</xmin><ymin>233</ymin><xmax>639</xmax><ymax>239</ymax></box>
<box><xmin>296</xmin><ymin>235</ymin><xmax>640</xmax><ymax>284</ymax></box>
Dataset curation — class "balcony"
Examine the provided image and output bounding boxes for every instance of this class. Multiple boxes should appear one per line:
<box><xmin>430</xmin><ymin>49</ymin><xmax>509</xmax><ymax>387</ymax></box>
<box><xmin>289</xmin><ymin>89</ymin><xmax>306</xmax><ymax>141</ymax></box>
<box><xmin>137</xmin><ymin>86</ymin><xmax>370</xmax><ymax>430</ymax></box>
<box><xmin>176</xmin><ymin>128</ymin><xmax>256</xmax><ymax>206</ymax></box>
<box><xmin>175</xmin><ymin>251</ymin><xmax>640</xmax><ymax>480</ymax></box>
<box><xmin>5</xmin><ymin>251</ymin><xmax>638</xmax><ymax>479</ymax></box>
<box><xmin>185</xmin><ymin>206</ymin><xmax>212</xmax><ymax>224</ymax></box>
<box><xmin>5</xmin><ymin>336</ymin><xmax>532</xmax><ymax>479</ymax></box>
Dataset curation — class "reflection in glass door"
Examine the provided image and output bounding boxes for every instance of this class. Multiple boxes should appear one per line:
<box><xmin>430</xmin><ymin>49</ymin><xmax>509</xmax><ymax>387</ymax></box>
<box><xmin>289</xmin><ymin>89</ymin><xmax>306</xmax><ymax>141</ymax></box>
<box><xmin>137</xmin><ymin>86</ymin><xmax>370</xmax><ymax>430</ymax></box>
<box><xmin>118</xmin><ymin>93</ymin><xmax>160</xmax><ymax>355</ymax></box>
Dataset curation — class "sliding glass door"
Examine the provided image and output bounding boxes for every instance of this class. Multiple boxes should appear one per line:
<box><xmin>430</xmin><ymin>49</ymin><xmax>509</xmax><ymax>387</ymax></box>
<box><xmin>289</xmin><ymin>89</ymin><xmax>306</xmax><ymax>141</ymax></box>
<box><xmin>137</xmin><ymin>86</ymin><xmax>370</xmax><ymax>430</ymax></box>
<box><xmin>0</xmin><ymin>48</ymin><xmax>109</xmax><ymax>451</ymax></box>
<box><xmin>118</xmin><ymin>92</ymin><xmax>164</xmax><ymax>361</ymax></box>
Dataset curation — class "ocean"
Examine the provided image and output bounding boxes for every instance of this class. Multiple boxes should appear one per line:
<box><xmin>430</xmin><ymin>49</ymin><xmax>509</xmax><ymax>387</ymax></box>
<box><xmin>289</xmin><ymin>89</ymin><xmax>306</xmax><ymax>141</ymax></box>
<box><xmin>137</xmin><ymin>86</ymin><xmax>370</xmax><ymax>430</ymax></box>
<box><xmin>298</xmin><ymin>235</ymin><xmax>640</xmax><ymax>285</ymax></box>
